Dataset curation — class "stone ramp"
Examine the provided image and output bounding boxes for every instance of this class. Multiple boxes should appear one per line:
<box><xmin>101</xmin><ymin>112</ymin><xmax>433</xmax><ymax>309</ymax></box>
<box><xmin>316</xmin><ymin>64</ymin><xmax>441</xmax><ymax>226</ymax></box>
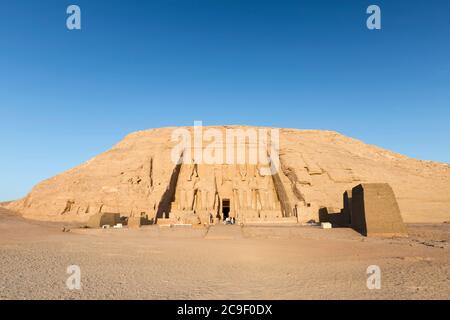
<box><xmin>204</xmin><ymin>225</ymin><xmax>243</xmax><ymax>240</ymax></box>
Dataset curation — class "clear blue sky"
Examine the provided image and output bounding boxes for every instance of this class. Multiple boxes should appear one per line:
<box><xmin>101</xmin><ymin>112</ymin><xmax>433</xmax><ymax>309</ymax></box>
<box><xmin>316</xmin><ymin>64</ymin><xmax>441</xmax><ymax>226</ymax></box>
<box><xmin>1</xmin><ymin>0</ymin><xmax>449</xmax><ymax>201</ymax></box>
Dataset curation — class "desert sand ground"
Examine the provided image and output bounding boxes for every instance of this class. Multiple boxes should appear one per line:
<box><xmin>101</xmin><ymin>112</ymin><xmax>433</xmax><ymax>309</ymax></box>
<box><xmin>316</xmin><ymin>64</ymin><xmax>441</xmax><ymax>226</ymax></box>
<box><xmin>0</xmin><ymin>208</ymin><xmax>448</xmax><ymax>300</ymax></box>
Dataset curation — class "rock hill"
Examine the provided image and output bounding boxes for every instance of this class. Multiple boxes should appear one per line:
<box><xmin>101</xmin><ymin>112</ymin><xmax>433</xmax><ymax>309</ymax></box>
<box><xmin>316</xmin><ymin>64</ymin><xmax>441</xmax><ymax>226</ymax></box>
<box><xmin>4</xmin><ymin>126</ymin><xmax>450</xmax><ymax>223</ymax></box>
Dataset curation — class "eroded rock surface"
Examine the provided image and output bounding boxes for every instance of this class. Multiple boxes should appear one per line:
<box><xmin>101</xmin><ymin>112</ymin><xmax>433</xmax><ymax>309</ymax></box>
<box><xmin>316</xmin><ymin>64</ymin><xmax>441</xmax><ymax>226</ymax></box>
<box><xmin>5</xmin><ymin>126</ymin><xmax>450</xmax><ymax>223</ymax></box>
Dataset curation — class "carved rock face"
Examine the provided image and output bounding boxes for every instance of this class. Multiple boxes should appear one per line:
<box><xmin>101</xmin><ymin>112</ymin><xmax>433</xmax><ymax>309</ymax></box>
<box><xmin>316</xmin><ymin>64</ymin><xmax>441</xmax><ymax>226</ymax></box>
<box><xmin>5</xmin><ymin>126</ymin><xmax>450</xmax><ymax>223</ymax></box>
<box><xmin>170</xmin><ymin>163</ymin><xmax>284</xmax><ymax>224</ymax></box>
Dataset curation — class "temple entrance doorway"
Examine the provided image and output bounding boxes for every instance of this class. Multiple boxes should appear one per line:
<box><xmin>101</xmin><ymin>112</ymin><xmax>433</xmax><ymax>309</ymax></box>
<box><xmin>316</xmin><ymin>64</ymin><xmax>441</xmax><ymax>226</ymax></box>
<box><xmin>222</xmin><ymin>199</ymin><xmax>230</xmax><ymax>220</ymax></box>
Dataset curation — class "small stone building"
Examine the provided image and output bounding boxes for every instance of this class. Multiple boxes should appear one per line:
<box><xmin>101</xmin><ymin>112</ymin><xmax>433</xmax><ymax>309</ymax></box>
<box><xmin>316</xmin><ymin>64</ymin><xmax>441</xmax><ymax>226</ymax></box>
<box><xmin>127</xmin><ymin>217</ymin><xmax>142</xmax><ymax>229</ymax></box>
<box><xmin>87</xmin><ymin>212</ymin><xmax>120</xmax><ymax>228</ymax></box>
<box><xmin>351</xmin><ymin>183</ymin><xmax>407</xmax><ymax>237</ymax></box>
<box><xmin>128</xmin><ymin>215</ymin><xmax>152</xmax><ymax>228</ymax></box>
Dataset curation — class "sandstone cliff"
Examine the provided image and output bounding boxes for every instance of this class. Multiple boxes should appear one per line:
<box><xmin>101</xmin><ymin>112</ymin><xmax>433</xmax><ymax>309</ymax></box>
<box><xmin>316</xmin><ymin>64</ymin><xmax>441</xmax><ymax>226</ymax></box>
<box><xmin>5</xmin><ymin>126</ymin><xmax>450</xmax><ymax>223</ymax></box>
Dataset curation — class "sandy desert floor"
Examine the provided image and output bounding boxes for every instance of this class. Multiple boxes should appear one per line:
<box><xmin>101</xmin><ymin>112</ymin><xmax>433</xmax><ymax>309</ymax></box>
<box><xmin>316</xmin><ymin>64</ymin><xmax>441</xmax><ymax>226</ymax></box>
<box><xmin>0</xmin><ymin>208</ymin><xmax>448</xmax><ymax>300</ymax></box>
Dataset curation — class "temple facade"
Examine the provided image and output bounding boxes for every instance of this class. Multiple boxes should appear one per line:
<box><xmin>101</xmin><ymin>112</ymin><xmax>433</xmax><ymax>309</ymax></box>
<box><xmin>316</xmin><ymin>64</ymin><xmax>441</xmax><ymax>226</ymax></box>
<box><xmin>166</xmin><ymin>162</ymin><xmax>297</xmax><ymax>225</ymax></box>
